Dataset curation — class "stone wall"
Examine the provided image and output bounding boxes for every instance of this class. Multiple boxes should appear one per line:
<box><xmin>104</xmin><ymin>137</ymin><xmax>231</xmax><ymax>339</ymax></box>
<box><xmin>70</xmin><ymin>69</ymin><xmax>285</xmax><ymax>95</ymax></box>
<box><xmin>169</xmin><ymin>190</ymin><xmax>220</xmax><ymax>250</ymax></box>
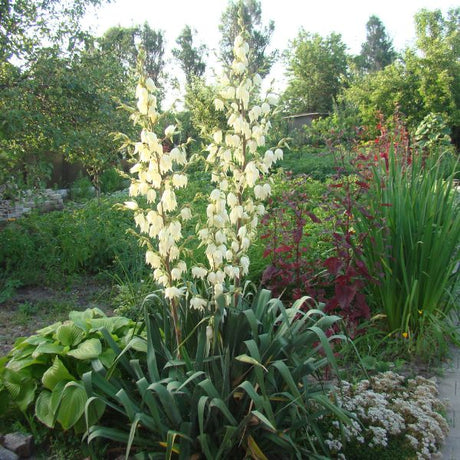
<box><xmin>0</xmin><ymin>189</ymin><xmax>67</xmax><ymax>222</ymax></box>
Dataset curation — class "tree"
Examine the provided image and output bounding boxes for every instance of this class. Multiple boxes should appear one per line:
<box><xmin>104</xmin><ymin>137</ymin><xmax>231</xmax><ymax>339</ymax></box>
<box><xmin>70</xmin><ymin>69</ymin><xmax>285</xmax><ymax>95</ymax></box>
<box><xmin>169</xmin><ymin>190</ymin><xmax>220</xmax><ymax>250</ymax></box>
<box><xmin>0</xmin><ymin>0</ymin><xmax>109</xmax><ymax>61</ymax></box>
<box><xmin>98</xmin><ymin>25</ymin><xmax>138</xmax><ymax>71</ymax></box>
<box><xmin>98</xmin><ymin>23</ymin><xmax>165</xmax><ymax>87</ymax></box>
<box><xmin>413</xmin><ymin>8</ymin><xmax>460</xmax><ymax>129</ymax></box>
<box><xmin>341</xmin><ymin>8</ymin><xmax>460</xmax><ymax>142</ymax></box>
<box><xmin>219</xmin><ymin>0</ymin><xmax>276</xmax><ymax>77</ymax></box>
<box><xmin>283</xmin><ymin>31</ymin><xmax>349</xmax><ymax>114</ymax></box>
<box><xmin>0</xmin><ymin>39</ymin><xmax>134</xmax><ymax>195</ymax></box>
<box><xmin>172</xmin><ymin>25</ymin><xmax>207</xmax><ymax>84</ymax></box>
<box><xmin>138</xmin><ymin>23</ymin><xmax>165</xmax><ymax>86</ymax></box>
<box><xmin>357</xmin><ymin>15</ymin><xmax>397</xmax><ymax>72</ymax></box>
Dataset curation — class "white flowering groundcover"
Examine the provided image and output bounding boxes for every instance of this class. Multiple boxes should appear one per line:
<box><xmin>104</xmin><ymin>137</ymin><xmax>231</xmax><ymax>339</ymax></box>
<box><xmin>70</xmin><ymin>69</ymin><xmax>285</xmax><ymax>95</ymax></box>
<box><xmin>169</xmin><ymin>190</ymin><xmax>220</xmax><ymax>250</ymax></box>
<box><xmin>322</xmin><ymin>371</ymin><xmax>448</xmax><ymax>459</ymax></box>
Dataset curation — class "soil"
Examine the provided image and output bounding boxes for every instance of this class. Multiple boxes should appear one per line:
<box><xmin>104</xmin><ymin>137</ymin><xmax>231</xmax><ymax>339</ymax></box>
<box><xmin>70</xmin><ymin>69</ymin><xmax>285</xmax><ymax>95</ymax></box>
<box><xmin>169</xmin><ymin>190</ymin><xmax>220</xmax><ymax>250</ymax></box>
<box><xmin>0</xmin><ymin>277</ymin><xmax>114</xmax><ymax>356</ymax></box>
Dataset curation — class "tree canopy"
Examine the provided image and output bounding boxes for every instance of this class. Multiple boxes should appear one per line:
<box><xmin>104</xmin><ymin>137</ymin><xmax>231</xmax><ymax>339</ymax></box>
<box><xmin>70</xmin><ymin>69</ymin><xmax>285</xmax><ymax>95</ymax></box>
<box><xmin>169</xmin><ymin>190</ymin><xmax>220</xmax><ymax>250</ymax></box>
<box><xmin>282</xmin><ymin>31</ymin><xmax>349</xmax><ymax>114</ymax></box>
<box><xmin>219</xmin><ymin>0</ymin><xmax>276</xmax><ymax>77</ymax></box>
<box><xmin>172</xmin><ymin>25</ymin><xmax>207</xmax><ymax>84</ymax></box>
<box><xmin>356</xmin><ymin>15</ymin><xmax>397</xmax><ymax>72</ymax></box>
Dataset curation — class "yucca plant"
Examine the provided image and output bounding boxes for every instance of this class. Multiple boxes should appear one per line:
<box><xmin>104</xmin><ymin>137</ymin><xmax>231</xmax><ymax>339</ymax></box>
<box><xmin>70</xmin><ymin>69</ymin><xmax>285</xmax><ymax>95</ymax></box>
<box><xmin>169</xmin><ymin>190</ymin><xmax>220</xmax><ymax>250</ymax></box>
<box><xmin>83</xmin><ymin>289</ymin><xmax>350</xmax><ymax>459</ymax></box>
<box><xmin>355</xmin><ymin>147</ymin><xmax>460</xmax><ymax>355</ymax></box>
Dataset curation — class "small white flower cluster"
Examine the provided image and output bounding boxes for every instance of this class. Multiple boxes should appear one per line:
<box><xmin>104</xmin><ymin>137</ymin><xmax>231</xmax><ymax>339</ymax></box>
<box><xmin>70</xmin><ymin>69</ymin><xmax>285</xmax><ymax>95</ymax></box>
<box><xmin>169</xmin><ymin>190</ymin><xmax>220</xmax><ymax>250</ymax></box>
<box><xmin>126</xmin><ymin>76</ymin><xmax>190</xmax><ymax>300</ymax></box>
<box><xmin>325</xmin><ymin>371</ymin><xmax>449</xmax><ymax>459</ymax></box>
<box><xmin>194</xmin><ymin>33</ymin><xmax>283</xmax><ymax>307</ymax></box>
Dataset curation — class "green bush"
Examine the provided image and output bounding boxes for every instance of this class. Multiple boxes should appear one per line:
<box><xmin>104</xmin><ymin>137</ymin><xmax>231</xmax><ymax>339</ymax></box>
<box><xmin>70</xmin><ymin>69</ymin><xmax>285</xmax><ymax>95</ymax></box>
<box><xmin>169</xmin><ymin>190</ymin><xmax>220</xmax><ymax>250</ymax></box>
<box><xmin>0</xmin><ymin>193</ymin><xmax>146</xmax><ymax>289</ymax></box>
<box><xmin>100</xmin><ymin>167</ymin><xmax>127</xmax><ymax>194</ymax></box>
<box><xmin>69</xmin><ymin>175</ymin><xmax>95</xmax><ymax>202</ymax></box>
<box><xmin>0</xmin><ymin>308</ymin><xmax>145</xmax><ymax>432</ymax></box>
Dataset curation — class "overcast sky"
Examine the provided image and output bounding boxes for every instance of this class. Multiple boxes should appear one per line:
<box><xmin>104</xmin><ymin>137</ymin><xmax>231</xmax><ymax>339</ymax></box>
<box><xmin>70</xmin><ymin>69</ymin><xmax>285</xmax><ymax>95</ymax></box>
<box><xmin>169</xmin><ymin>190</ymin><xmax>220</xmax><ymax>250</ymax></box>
<box><xmin>83</xmin><ymin>0</ymin><xmax>458</xmax><ymax>101</ymax></box>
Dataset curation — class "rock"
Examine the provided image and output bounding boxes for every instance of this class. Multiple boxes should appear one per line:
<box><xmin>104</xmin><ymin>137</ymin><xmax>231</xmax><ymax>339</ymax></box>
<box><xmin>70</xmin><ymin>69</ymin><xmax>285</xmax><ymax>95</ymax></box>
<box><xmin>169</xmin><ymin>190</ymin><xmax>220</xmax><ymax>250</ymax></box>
<box><xmin>3</xmin><ymin>432</ymin><xmax>34</xmax><ymax>458</ymax></box>
<box><xmin>0</xmin><ymin>445</ymin><xmax>18</xmax><ymax>460</ymax></box>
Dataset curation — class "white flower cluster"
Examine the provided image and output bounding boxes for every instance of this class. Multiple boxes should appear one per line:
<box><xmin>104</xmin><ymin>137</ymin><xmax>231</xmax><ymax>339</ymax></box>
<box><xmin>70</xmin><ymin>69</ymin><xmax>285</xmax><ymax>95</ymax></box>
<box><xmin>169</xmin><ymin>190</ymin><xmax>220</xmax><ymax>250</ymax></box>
<box><xmin>194</xmin><ymin>33</ymin><xmax>283</xmax><ymax>307</ymax></box>
<box><xmin>126</xmin><ymin>76</ymin><xmax>190</xmax><ymax>300</ymax></box>
<box><xmin>324</xmin><ymin>371</ymin><xmax>449</xmax><ymax>459</ymax></box>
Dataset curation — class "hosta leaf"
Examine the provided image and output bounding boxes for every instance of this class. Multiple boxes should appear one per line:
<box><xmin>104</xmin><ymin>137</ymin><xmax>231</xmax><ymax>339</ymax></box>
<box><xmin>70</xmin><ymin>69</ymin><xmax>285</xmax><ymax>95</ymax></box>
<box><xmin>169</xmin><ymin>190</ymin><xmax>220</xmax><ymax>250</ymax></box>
<box><xmin>56</xmin><ymin>382</ymin><xmax>88</xmax><ymax>430</ymax></box>
<box><xmin>69</xmin><ymin>308</ymin><xmax>106</xmax><ymax>330</ymax></box>
<box><xmin>32</xmin><ymin>341</ymin><xmax>65</xmax><ymax>359</ymax></box>
<box><xmin>56</xmin><ymin>322</ymin><xmax>85</xmax><ymax>347</ymax></box>
<box><xmin>6</xmin><ymin>357</ymin><xmax>43</xmax><ymax>373</ymax></box>
<box><xmin>42</xmin><ymin>356</ymin><xmax>75</xmax><ymax>390</ymax></box>
<box><xmin>123</xmin><ymin>336</ymin><xmax>147</xmax><ymax>353</ymax></box>
<box><xmin>99</xmin><ymin>348</ymin><xmax>117</xmax><ymax>368</ymax></box>
<box><xmin>35</xmin><ymin>322</ymin><xmax>62</xmax><ymax>336</ymax></box>
<box><xmin>89</xmin><ymin>317</ymin><xmax>131</xmax><ymax>334</ymax></box>
<box><xmin>35</xmin><ymin>390</ymin><xmax>55</xmax><ymax>428</ymax></box>
<box><xmin>24</xmin><ymin>335</ymin><xmax>49</xmax><ymax>346</ymax></box>
<box><xmin>67</xmin><ymin>338</ymin><xmax>102</xmax><ymax>360</ymax></box>
<box><xmin>2</xmin><ymin>368</ymin><xmax>36</xmax><ymax>411</ymax></box>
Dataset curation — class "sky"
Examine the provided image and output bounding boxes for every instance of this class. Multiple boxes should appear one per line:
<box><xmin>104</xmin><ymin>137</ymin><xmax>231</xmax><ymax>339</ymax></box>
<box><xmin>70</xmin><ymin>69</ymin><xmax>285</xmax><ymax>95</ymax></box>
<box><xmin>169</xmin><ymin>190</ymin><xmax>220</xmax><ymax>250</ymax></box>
<box><xmin>83</xmin><ymin>0</ymin><xmax>458</xmax><ymax>99</ymax></box>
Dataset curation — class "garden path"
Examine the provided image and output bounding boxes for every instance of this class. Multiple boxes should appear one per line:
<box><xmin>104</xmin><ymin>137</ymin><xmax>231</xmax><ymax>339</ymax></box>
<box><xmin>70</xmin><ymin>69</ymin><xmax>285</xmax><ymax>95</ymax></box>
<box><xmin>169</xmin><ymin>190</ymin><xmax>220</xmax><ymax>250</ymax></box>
<box><xmin>439</xmin><ymin>345</ymin><xmax>460</xmax><ymax>459</ymax></box>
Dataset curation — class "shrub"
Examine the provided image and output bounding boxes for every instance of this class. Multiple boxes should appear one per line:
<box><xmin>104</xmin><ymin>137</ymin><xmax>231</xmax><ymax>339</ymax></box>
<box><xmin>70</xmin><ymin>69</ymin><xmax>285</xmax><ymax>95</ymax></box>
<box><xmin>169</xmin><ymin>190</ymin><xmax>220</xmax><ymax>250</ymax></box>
<box><xmin>0</xmin><ymin>193</ymin><xmax>146</xmax><ymax>288</ymax></box>
<box><xmin>261</xmin><ymin>172</ymin><xmax>371</xmax><ymax>330</ymax></box>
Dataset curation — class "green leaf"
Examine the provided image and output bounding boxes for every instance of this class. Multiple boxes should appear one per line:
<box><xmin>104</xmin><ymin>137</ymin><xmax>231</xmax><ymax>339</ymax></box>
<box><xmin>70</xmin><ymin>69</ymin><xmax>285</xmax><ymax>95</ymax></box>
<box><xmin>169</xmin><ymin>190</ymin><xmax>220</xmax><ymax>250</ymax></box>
<box><xmin>32</xmin><ymin>341</ymin><xmax>65</xmax><ymax>358</ymax></box>
<box><xmin>35</xmin><ymin>322</ymin><xmax>62</xmax><ymax>336</ymax></box>
<box><xmin>67</xmin><ymin>338</ymin><xmax>102</xmax><ymax>360</ymax></box>
<box><xmin>250</xmin><ymin>410</ymin><xmax>277</xmax><ymax>432</ymax></box>
<box><xmin>35</xmin><ymin>390</ymin><xmax>55</xmax><ymax>428</ymax></box>
<box><xmin>99</xmin><ymin>347</ymin><xmax>117</xmax><ymax>368</ymax></box>
<box><xmin>7</xmin><ymin>375</ymin><xmax>37</xmax><ymax>412</ymax></box>
<box><xmin>235</xmin><ymin>354</ymin><xmax>268</xmax><ymax>372</ymax></box>
<box><xmin>247</xmin><ymin>434</ymin><xmax>269</xmax><ymax>460</ymax></box>
<box><xmin>41</xmin><ymin>356</ymin><xmax>75</xmax><ymax>390</ymax></box>
<box><xmin>84</xmin><ymin>396</ymin><xmax>106</xmax><ymax>427</ymax></box>
<box><xmin>56</xmin><ymin>322</ymin><xmax>85</xmax><ymax>347</ymax></box>
<box><xmin>89</xmin><ymin>316</ymin><xmax>131</xmax><ymax>334</ymax></box>
<box><xmin>56</xmin><ymin>381</ymin><xmax>88</xmax><ymax>430</ymax></box>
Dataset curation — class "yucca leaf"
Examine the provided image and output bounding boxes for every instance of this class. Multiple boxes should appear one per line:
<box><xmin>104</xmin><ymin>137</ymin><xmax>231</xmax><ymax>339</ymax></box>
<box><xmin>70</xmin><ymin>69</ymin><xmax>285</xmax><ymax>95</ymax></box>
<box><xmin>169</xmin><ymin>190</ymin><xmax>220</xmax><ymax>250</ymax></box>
<box><xmin>235</xmin><ymin>354</ymin><xmax>268</xmax><ymax>372</ymax></box>
<box><xmin>246</xmin><ymin>434</ymin><xmax>269</xmax><ymax>460</ymax></box>
<box><xmin>271</xmin><ymin>361</ymin><xmax>301</xmax><ymax>399</ymax></box>
<box><xmin>126</xmin><ymin>413</ymin><xmax>142</xmax><ymax>460</ymax></box>
<box><xmin>136</xmin><ymin>377</ymin><xmax>165</xmax><ymax>432</ymax></box>
<box><xmin>165</xmin><ymin>431</ymin><xmax>181</xmax><ymax>460</ymax></box>
<box><xmin>148</xmin><ymin>381</ymin><xmax>182</xmax><ymax>427</ymax></box>
<box><xmin>116</xmin><ymin>388</ymin><xmax>140</xmax><ymax>421</ymax></box>
<box><xmin>250</xmin><ymin>410</ymin><xmax>277</xmax><ymax>432</ymax></box>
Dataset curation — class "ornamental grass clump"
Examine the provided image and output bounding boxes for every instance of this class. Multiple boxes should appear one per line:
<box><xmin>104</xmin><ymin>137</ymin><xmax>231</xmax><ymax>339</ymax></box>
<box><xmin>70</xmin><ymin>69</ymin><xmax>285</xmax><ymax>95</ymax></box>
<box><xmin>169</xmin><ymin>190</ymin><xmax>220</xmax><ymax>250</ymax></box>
<box><xmin>355</xmin><ymin>142</ymin><xmax>460</xmax><ymax>357</ymax></box>
<box><xmin>322</xmin><ymin>371</ymin><xmax>449</xmax><ymax>459</ymax></box>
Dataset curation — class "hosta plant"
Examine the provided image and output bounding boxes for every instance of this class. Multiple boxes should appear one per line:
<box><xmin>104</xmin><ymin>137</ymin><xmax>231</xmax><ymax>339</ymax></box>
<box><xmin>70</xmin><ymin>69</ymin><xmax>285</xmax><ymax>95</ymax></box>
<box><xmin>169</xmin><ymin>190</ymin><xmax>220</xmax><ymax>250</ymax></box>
<box><xmin>0</xmin><ymin>308</ymin><xmax>146</xmax><ymax>432</ymax></box>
